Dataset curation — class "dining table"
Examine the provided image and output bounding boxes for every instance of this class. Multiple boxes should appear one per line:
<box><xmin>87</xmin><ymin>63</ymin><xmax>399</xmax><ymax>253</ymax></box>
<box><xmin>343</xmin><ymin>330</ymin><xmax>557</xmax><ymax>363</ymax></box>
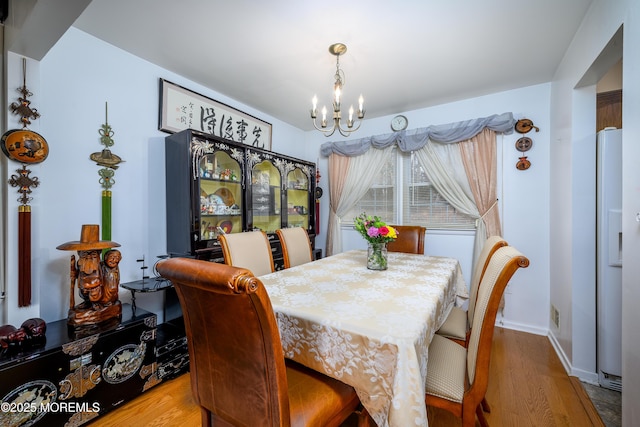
<box><xmin>258</xmin><ymin>249</ymin><xmax>468</xmax><ymax>427</ymax></box>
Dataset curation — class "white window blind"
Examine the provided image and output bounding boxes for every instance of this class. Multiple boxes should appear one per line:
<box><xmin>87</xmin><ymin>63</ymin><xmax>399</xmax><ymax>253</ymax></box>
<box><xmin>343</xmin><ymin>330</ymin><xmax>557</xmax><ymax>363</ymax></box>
<box><xmin>344</xmin><ymin>150</ymin><xmax>475</xmax><ymax>229</ymax></box>
<box><xmin>402</xmin><ymin>152</ymin><xmax>475</xmax><ymax>228</ymax></box>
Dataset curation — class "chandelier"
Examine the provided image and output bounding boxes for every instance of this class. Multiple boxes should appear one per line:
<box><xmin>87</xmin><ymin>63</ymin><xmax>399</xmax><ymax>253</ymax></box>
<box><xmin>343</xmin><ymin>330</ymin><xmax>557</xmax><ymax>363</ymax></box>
<box><xmin>310</xmin><ymin>43</ymin><xmax>365</xmax><ymax>137</ymax></box>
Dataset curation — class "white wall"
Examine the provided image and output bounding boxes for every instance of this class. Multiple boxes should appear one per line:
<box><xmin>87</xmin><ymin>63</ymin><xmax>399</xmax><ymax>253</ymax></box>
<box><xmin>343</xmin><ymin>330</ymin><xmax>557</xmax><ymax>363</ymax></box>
<box><xmin>550</xmin><ymin>0</ymin><xmax>640</xmax><ymax>424</ymax></box>
<box><xmin>2</xmin><ymin>27</ymin><xmax>307</xmax><ymax>325</ymax></box>
<box><xmin>2</xmin><ymin>26</ymin><xmax>553</xmax><ymax>339</ymax></box>
<box><xmin>305</xmin><ymin>83</ymin><xmax>552</xmax><ymax>335</ymax></box>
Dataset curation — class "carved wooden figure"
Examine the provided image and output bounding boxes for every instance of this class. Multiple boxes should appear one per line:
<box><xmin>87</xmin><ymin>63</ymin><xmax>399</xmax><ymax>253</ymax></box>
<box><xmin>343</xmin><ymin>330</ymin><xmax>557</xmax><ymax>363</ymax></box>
<box><xmin>56</xmin><ymin>224</ymin><xmax>122</xmax><ymax>327</ymax></box>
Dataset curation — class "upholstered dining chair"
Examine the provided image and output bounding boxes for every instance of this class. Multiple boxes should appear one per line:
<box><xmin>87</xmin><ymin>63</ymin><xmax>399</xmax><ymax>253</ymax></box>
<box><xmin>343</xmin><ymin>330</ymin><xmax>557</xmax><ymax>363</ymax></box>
<box><xmin>425</xmin><ymin>246</ymin><xmax>529</xmax><ymax>427</ymax></box>
<box><xmin>157</xmin><ymin>257</ymin><xmax>372</xmax><ymax>427</ymax></box>
<box><xmin>435</xmin><ymin>235</ymin><xmax>508</xmax><ymax>346</ymax></box>
<box><xmin>218</xmin><ymin>230</ymin><xmax>274</xmax><ymax>277</ymax></box>
<box><xmin>276</xmin><ymin>227</ymin><xmax>313</xmax><ymax>269</ymax></box>
<box><xmin>386</xmin><ymin>225</ymin><xmax>426</xmax><ymax>254</ymax></box>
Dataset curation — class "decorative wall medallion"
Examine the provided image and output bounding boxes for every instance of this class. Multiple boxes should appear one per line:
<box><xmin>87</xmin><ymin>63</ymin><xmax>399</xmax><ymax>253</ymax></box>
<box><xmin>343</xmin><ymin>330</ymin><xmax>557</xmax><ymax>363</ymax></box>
<box><xmin>1</xmin><ymin>129</ymin><xmax>49</xmax><ymax>164</ymax></box>
<box><xmin>514</xmin><ymin>118</ymin><xmax>539</xmax><ymax>133</ymax></box>
<box><xmin>516</xmin><ymin>156</ymin><xmax>531</xmax><ymax>170</ymax></box>
<box><xmin>515</xmin><ymin>136</ymin><xmax>533</xmax><ymax>152</ymax></box>
<box><xmin>102</xmin><ymin>343</ymin><xmax>147</xmax><ymax>384</ymax></box>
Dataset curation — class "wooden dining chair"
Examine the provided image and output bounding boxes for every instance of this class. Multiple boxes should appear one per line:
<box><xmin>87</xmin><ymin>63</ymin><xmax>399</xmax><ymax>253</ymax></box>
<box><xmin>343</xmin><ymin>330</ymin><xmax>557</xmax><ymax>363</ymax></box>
<box><xmin>435</xmin><ymin>235</ymin><xmax>508</xmax><ymax>346</ymax></box>
<box><xmin>218</xmin><ymin>230</ymin><xmax>275</xmax><ymax>276</ymax></box>
<box><xmin>386</xmin><ymin>225</ymin><xmax>426</xmax><ymax>254</ymax></box>
<box><xmin>157</xmin><ymin>257</ymin><xmax>372</xmax><ymax>427</ymax></box>
<box><xmin>275</xmin><ymin>227</ymin><xmax>313</xmax><ymax>269</ymax></box>
<box><xmin>425</xmin><ymin>246</ymin><xmax>529</xmax><ymax>427</ymax></box>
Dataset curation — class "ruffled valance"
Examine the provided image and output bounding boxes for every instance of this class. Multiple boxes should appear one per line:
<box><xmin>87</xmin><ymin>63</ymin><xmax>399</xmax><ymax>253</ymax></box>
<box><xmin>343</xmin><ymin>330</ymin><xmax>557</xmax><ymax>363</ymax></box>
<box><xmin>320</xmin><ymin>112</ymin><xmax>515</xmax><ymax>157</ymax></box>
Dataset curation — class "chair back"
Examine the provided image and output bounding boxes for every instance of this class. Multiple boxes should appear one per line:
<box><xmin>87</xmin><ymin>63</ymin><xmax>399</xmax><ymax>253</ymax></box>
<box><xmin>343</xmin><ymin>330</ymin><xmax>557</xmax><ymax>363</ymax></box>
<box><xmin>387</xmin><ymin>225</ymin><xmax>426</xmax><ymax>254</ymax></box>
<box><xmin>467</xmin><ymin>236</ymin><xmax>508</xmax><ymax>324</ymax></box>
<box><xmin>157</xmin><ymin>257</ymin><xmax>291</xmax><ymax>426</ymax></box>
<box><xmin>466</xmin><ymin>246</ymin><xmax>529</xmax><ymax>396</ymax></box>
<box><xmin>218</xmin><ymin>230</ymin><xmax>275</xmax><ymax>276</ymax></box>
<box><xmin>276</xmin><ymin>227</ymin><xmax>313</xmax><ymax>269</ymax></box>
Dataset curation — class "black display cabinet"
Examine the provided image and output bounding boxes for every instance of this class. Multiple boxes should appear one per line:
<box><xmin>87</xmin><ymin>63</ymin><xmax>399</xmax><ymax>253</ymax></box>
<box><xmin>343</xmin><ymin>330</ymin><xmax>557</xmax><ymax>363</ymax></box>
<box><xmin>165</xmin><ymin>129</ymin><xmax>316</xmax><ymax>269</ymax></box>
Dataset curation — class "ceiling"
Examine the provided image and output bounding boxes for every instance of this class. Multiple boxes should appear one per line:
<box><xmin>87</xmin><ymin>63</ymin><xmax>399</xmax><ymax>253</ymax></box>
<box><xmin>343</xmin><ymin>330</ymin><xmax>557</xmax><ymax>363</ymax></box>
<box><xmin>30</xmin><ymin>0</ymin><xmax>596</xmax><ymax>132</ymax></box>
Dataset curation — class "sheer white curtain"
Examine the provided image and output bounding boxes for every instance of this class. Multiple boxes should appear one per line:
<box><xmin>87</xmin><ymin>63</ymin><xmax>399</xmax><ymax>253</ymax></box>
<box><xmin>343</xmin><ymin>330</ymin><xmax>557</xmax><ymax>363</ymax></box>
<box><xmin>327</xmin><ymin>146</ymin><xmax>394</xmax><ymax>255</ymax></box>
<box><xmin>414</xmin><ymin>140</ymin><xmax>488</xmax><ymax>272</ymax></box>
<box><xmin>322</xmin><ymin>113</ymin><xmax>510</xmax><ymax>264</ymax></box>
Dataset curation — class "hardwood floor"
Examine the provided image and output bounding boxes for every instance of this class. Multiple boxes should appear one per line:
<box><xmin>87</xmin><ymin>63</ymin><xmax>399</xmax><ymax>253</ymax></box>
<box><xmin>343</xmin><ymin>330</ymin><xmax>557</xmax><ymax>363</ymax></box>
<box><xmin>89</xmin><ymin>328</ymin><xmax>603</xmax><ymax>427</ymax></box>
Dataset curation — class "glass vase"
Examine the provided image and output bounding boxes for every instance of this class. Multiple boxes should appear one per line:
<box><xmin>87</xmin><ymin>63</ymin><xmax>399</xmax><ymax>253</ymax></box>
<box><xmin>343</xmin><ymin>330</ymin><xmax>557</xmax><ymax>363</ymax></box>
<box><xmin>367</xmin><ymin>242</ymin><xmax>388</xmax><ymax>270</ymax></box>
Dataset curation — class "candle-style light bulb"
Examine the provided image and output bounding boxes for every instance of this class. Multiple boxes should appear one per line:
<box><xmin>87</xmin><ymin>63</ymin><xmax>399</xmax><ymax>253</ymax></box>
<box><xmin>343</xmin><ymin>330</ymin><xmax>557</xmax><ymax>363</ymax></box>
<box><xmin>358</xmin><ymin>95</ymin><xmax>364</xmax><ymax>113</ymax></box>
<box><xmin>349</xmin><ymin>105</ymin><xmax>354</xmax><ymax>121</ymax></box>
<box><xmin>311</xmin><ymin>95</ymin><xmax>318</xmax><ymax>118</ymax></box>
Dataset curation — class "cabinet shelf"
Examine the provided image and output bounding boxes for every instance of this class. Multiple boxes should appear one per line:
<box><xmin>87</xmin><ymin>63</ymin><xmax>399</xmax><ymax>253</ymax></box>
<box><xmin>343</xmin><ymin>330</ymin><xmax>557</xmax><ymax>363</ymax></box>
<box><xmin>200</xmin><ymin>177</ymin><xmax>241</xmax><ymax>182</ymax></box>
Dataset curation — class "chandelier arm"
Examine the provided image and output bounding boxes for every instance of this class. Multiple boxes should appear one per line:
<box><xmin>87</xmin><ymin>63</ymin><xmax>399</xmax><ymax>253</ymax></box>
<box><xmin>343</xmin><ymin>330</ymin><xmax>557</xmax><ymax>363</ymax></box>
<box><xmin>311</xmin><ymin>117</ymin><xmax>337</xmax><ymax>137</ymax></box>
<box><xmin>336</xmin><ymin>118</ymin><xmax>363</xmax><ymax>137</ymax></box>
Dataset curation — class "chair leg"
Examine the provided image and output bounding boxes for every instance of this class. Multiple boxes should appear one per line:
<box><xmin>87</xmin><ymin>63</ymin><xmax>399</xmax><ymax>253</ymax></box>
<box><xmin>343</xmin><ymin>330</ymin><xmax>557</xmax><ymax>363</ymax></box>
<box><xmin>476</xmin><ymin>404</ymin><xmax>489</xmax><ymax>427</ymax></box>
<box><xmin>201</xmin><ymin>408</ymin><xmax>212</xmax><ymax>426</ymax></box>
<box><xmin>356</xmin><ymin>406</ymin><xmax>374</xmax><ymax>427</ymax></box>
<box><xmin>481</xmin><ymin>396</ymin><xmax>491</xmax><ymax>413</ymax></box>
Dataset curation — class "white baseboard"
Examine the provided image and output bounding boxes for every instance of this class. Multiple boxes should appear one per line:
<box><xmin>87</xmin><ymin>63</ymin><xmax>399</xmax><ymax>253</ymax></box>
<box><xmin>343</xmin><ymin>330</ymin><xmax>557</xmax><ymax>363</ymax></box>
<box><xmin>496</xmin><ymin>320</ymin><xmax>599</xmax><ymax>384</ymax></box>
<box><xmin>497</xmin><ymin>318</ymin><xmax>548</xmax><ymax>336</ymax></box>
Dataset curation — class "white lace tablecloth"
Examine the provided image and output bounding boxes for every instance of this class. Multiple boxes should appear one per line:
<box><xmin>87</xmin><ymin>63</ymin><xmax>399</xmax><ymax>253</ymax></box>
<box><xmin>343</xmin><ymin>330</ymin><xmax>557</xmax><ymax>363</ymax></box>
<box><xmin>259</xmin><ymin>250</ymin><xmax>467</xmax><ymax>427</ymax></box>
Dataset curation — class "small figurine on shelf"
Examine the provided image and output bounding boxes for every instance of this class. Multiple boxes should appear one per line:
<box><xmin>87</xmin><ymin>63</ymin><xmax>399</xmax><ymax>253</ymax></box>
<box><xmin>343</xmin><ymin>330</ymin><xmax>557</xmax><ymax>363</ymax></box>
<box><xmin>230</xmin><ymin>170</ymin><xmax>237</xmax><ymax>181</ymax></box>
<box><xmin>220</xmin><ymin>168</ymin><xmax>232</xmax><ymax>180</ymax></box>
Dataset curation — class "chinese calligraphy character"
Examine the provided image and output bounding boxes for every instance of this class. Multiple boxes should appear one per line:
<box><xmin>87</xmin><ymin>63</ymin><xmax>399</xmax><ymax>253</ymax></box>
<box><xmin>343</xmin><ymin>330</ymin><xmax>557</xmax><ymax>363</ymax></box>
<box><xmin>200</xmin><ymin>106</ymin><xmax>217</xmax><ymax>134</ymax></box>
<box><xmin>252</xmin><ymin>126</ymin><xmax>264</xmax><ymax>149</ymax></box>
<box><xmin>236</xmin><ymin>119</ymin><xmax>248</xmax><ymax>144</ymax></box>
<box><xmin>223</xmin><ymin>116</ymin><xmax>235</xmax><ymax>140</ymax></box>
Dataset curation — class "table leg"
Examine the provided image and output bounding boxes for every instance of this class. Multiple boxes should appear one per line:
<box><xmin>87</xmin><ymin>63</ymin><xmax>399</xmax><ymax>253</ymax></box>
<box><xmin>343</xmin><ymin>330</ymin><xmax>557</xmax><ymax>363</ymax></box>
<box><xmin>130</xmin><ymin>290</ymin><xmax>137</xmax><ymax>313</ymax></box>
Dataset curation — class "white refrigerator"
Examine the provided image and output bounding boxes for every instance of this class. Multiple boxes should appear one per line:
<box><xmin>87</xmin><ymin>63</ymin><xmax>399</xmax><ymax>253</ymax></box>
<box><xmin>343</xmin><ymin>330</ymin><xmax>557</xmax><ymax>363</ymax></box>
<box><xmin>596</xmin><ymin>128</ymin><xmax>622</xmax><ymax>392</ymax></box>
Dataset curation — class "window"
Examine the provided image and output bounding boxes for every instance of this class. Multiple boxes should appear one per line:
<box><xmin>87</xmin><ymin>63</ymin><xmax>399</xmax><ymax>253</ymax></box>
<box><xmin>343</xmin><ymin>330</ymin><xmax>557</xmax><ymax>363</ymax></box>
<box><xmin>344</xmin><ymin>153</ymin><xmax>396</xmax><ymax>222</ymax></box>
<box><xmin>343</xmin><ymin>150</ymin><xmax>475</xmax><ymax>229</ymax></box>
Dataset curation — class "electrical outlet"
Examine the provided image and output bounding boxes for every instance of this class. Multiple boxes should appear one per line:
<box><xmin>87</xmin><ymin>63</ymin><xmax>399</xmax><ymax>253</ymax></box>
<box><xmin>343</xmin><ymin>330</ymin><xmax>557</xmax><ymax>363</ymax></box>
<box><xmin>550</xmin><ymin>304</ymin><xmax>560</xmax><ymax>329</ymax></box>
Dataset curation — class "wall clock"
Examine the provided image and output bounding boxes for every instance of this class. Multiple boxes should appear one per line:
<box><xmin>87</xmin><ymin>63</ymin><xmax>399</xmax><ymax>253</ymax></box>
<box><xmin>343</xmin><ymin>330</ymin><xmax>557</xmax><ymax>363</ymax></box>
<box><xmin>391</xmin><ymin>115</ymin><xmax>408</xmax><ymax>131</ymax></box>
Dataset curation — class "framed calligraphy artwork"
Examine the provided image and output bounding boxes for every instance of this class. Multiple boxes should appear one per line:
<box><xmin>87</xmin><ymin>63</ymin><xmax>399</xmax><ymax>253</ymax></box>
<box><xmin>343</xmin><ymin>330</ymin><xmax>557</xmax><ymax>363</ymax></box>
<box><xmin>159</xmin><ymin>78</ymin><xmax>272</xmax><ymax>150</ymax></box>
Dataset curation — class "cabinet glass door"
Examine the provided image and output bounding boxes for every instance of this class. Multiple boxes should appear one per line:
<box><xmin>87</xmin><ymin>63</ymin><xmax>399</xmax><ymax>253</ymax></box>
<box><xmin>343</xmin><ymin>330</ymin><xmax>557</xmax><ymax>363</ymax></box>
<box><xmin>250</xmin><ymin>160</ymin><xmax>281</xmax><ymax>233</ymax></box>
<box><xmin>285</xmin><ymin>167</ymin><xmax>310</xmax><ymax>230</ymax></box>
<box><xmin>198</xmin><ymin>151</ymin><xmax>243</xmax><ymax>242</ymax></box>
